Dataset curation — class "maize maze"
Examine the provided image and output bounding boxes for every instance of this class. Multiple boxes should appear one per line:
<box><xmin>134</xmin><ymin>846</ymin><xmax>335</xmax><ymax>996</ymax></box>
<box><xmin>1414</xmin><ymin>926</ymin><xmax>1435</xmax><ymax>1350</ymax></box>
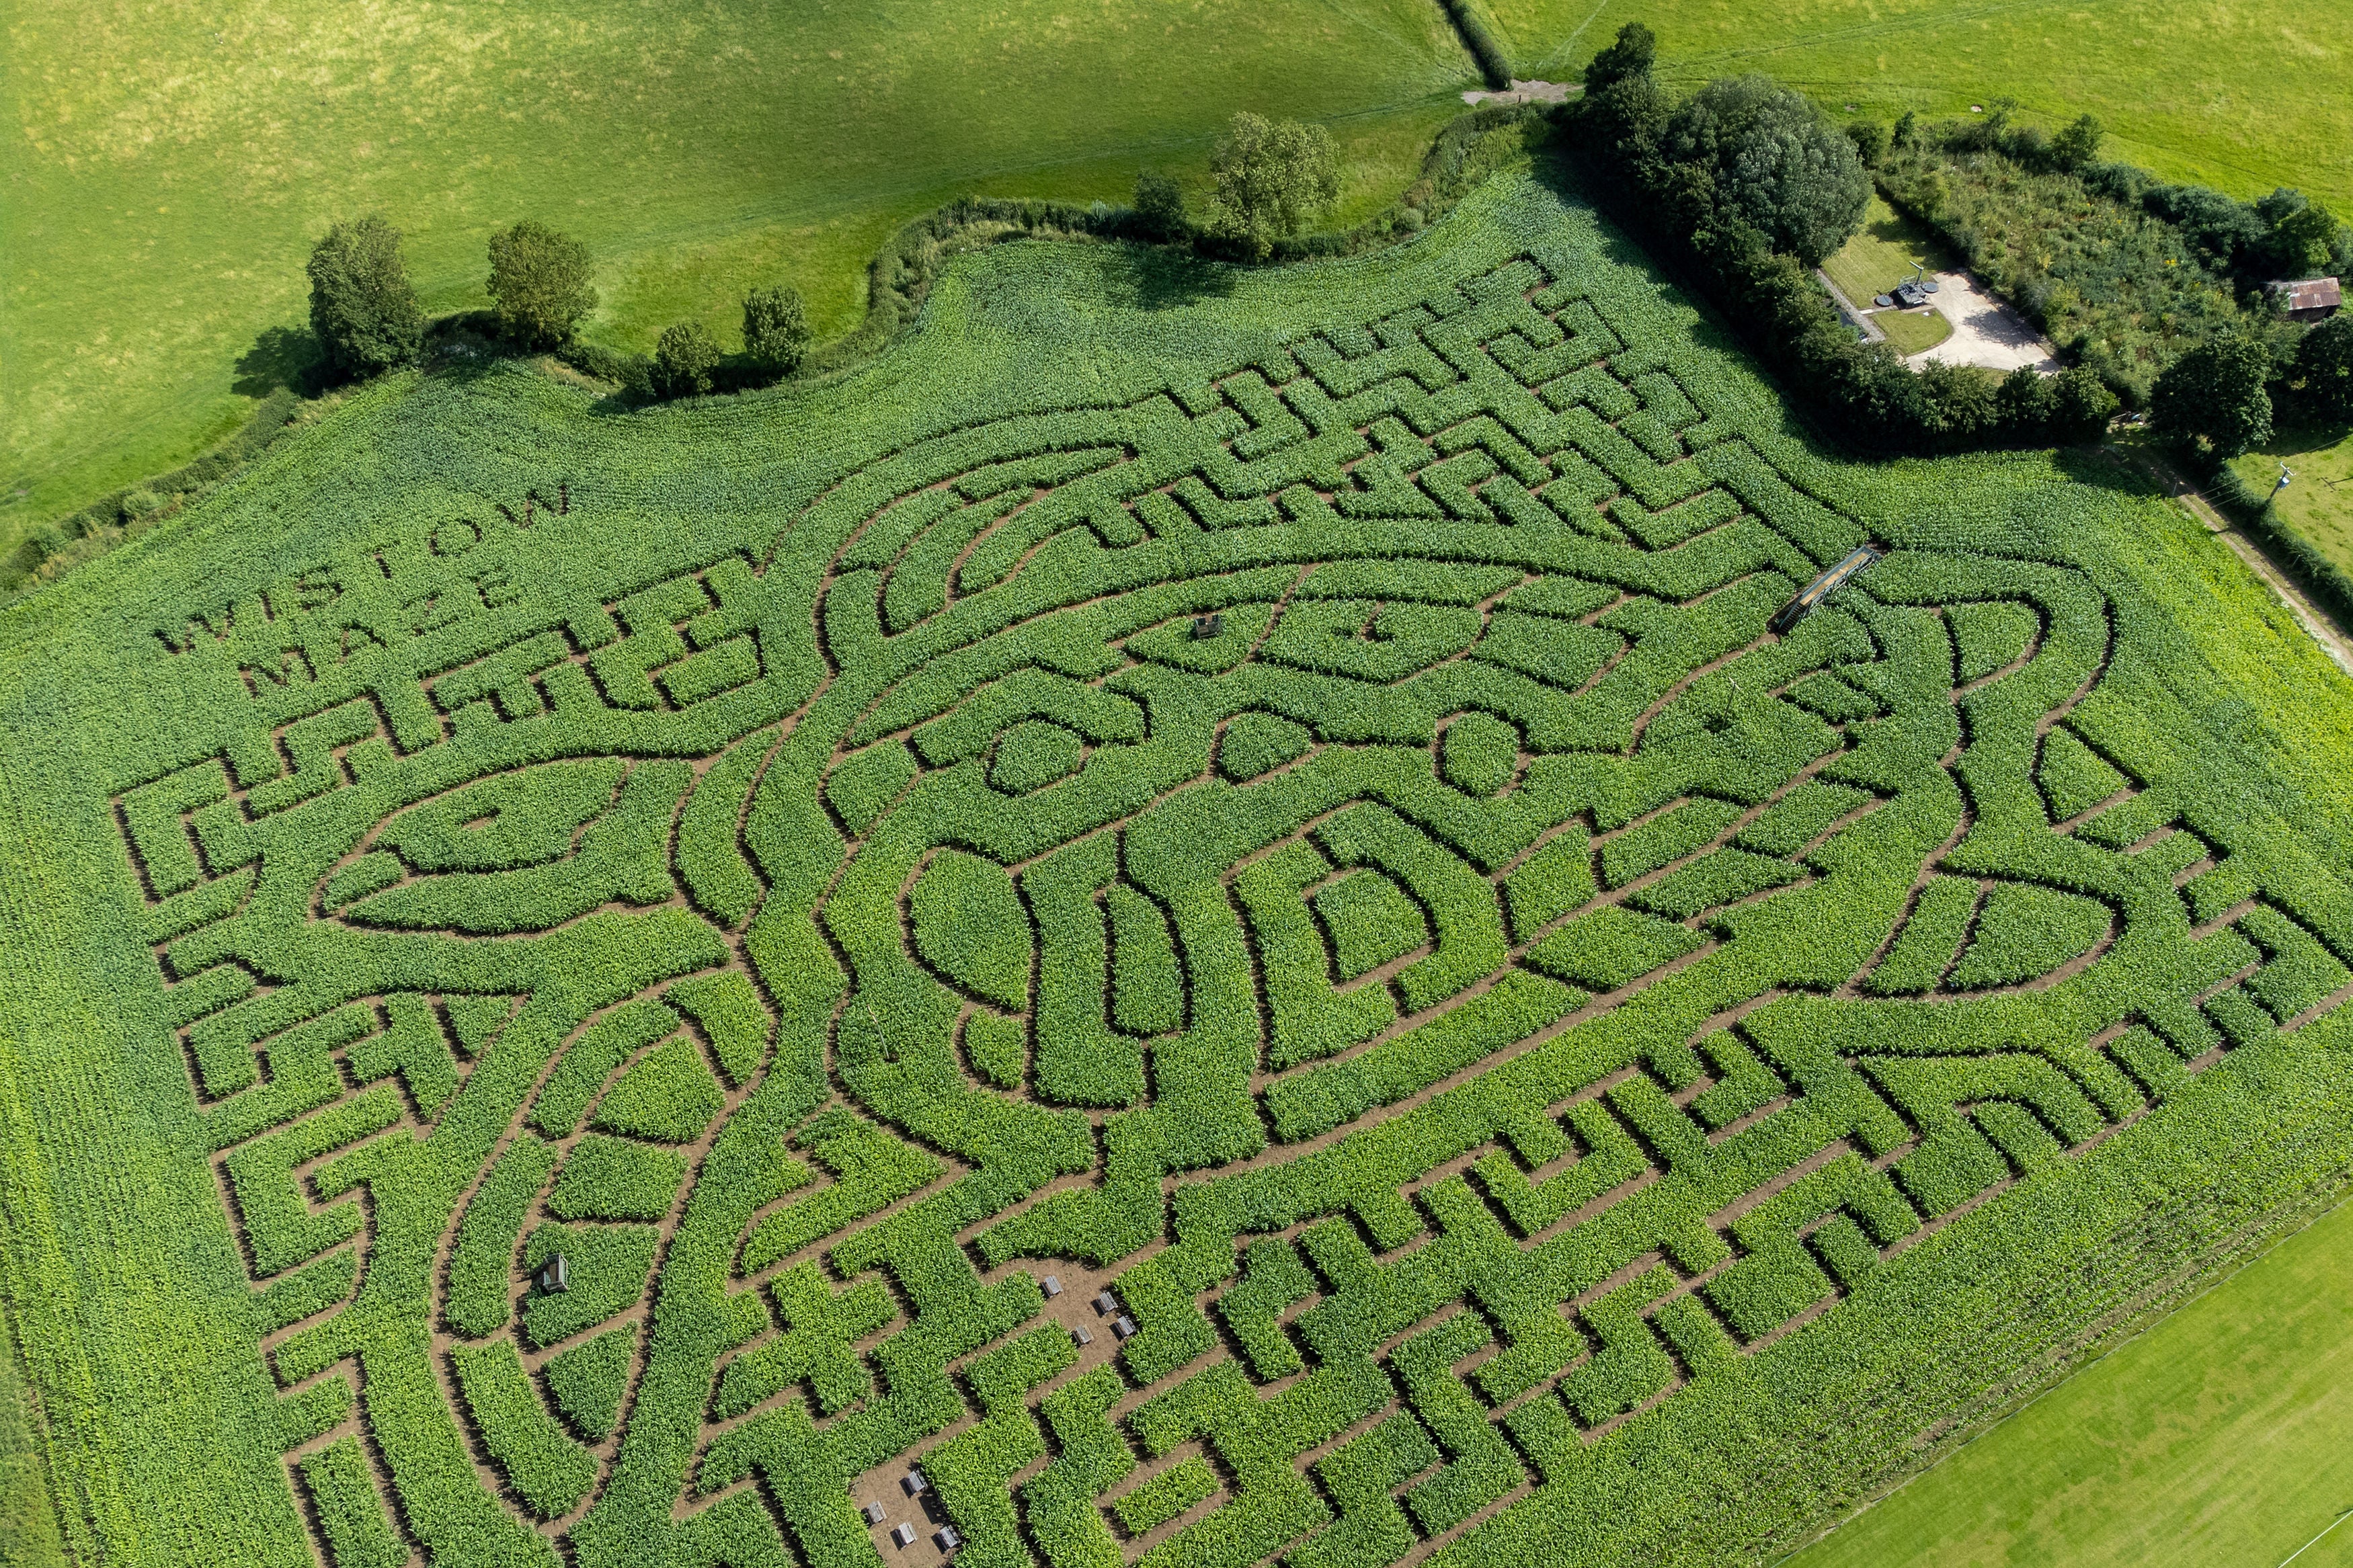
<box><xmin>55</xmin><ymin>185</ymin><xmax>2353</xmax><ymax>1568</ymax></box>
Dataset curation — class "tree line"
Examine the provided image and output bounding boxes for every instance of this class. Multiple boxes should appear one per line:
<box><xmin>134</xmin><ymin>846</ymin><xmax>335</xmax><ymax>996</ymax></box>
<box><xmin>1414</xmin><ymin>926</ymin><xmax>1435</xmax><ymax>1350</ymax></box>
<box><xmin>305</xmin><ymin>217</ymin><xmax>809</xmax><ymax>400</ymax></box>
<box><xmin>1570</xmin><ymin>24</ymin><xmax>2118</xmax><ymax>453</ymax></box>
<box><xmin>305</xmin><ymin>110</ymin><xmax>1350</xmax><ymax>405</ymax></box>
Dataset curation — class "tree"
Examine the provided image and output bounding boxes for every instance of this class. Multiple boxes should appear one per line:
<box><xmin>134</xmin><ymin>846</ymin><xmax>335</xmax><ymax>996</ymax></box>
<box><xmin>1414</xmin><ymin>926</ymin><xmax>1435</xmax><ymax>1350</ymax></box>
<box><xmin>651</xmin><ymin>321</ymin><xmax>719</xmax><ymax>399</ymax></box>
<box><xmin>1993</xmin><ymin>365</ymin><xmax>2053</xmax><ymax>432</ymax></box>
<box><xmin>1133</xmin><ymin>171</ymin><xmax>1189</xmax><ymax>241</ymax></box>
<box><xmin>2048</xmin><ymin>114</ymin><xmax>2102</xmax><ymax>171</ymax></box>
<box><xmin>1583</xmin><ymin>22</ymin><xmax>1654</xmax><ymax>94</ymax></box>
<box><xmin>2295</xmin><ymin>314</ymin><xmax>2353</xmax><ymax>421</ymax></box>
<box><xmin>486</xmin><ymin>220</ymin><xmax>596</xmax><ymax>349</ymax></box>
<box><xmin>2274</xmin><ymin>198</ymin><xmax>2341</xmax><ymax>274</ymax></box>
<box><xmin>2151</xmin><ymin>331</ymin><xmax>2274</xmax><ymax>459</ymax></box>
<box><xmin>1663</xmin><ymin>76</ymin><xmax>1869</xmax><ymax>265</ymax></box>
<box><xmin>1891</xmin><ymin>110</ymin><xmax>1919</xmax><ymax>149</ymax></box>
<box><xmin>307</xmin><ymin>216</ymin><xmax>422</xmax><ymax>380</ymax></box>
<box><xmin>742</xmin><ymin>285</ymin><xmax>809</xmax><ymax>378</ymax></box>
<box><xmin>1843</xmin><ymin>119</ymin><xmax>1888</xmax><ymax>169</ymax></box>
<box><xmin>1203</xmin><ymin>113</ymin><xmax>1339</xmax><ymax>261</ymax></box>
<box><xmin>2048</xmin><ymin>364</ymin><xmax>2121</xmax><ymax>441</ymax></box>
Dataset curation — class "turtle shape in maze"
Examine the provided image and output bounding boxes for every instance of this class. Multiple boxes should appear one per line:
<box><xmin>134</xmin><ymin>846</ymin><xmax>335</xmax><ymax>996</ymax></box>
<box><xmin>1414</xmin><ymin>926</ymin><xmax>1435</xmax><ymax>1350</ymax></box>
<box><xmin>110</xmin><ymin>249</ymin><xmax>2348</xmax><ymax>1568</ymax></box>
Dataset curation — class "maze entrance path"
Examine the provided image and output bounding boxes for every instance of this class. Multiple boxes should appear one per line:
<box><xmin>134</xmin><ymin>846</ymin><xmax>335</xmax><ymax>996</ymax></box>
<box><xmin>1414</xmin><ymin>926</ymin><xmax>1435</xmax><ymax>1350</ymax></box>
<box><xmin>13</xmin><ymin>167</ymin><xmax>2353</xmax><ymax>1568</ymax></box>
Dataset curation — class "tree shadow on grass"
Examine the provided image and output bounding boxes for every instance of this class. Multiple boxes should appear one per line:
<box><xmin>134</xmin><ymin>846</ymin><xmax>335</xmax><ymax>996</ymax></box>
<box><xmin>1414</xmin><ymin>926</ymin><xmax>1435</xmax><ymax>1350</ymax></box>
<box><xmin>233</xmin><ymin>324</ymin><xmax>327</xmax><ymax>397</ymax></box>
<box><xmin>2052</xmin><ymin>442</ymin><xmax>2172</xmax><ymax>500</ymax></box>
<box><xmin>1101</xmin><ymin>244</ymin><xmax>1238</xmax><ymax>313</ymax></box>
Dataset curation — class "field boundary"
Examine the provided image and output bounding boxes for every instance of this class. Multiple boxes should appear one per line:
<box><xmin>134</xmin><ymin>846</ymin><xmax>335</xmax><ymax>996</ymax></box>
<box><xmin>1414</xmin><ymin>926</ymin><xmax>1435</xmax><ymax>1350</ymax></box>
<box><xmin>1766</xmin><ymin>1165</ymin><xmax>2353</xmax><ymax>1564</ymax></box>
<box><xmin>2104</xmin><ymin>447</ymin><xmax>2353</xmax><ymax>677</ymax></box>
<box><xmin>3</xmin><ymin>107</ymin><xmax>1550</xmax><ymax>611</ymax></box>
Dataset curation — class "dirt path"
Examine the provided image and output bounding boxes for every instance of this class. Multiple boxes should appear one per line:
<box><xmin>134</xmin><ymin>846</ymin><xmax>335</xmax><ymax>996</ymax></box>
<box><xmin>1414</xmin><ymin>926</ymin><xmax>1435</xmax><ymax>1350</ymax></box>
<box><xmin>1460</xmin><ymin>79</ymin><xmax>1573</xmax><ymax>106</ymax></box>
<box><xmin>2128</xmin><ymin>451</ymin><xmax>2353</xmax><ymax>679</ymax></box>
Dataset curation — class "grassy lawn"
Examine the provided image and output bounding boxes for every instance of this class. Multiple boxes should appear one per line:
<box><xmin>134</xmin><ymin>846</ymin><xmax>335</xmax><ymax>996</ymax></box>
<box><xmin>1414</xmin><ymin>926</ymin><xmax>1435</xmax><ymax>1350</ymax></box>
<box><xmin>1784</xmin><ymin>1194</ymin><xmax>2353</xmax><ymax>1568</ymax></box>
<box><xmin>2231</xmin><ymin>425</ymin><xmax>2353</xmax><ymax>580</ymax></box>
<box><xmin>0</xmin><ymin>1341</ymin><xmax>65</xmax><ymax>1568</ymax></box>
<box><xmin>1823</xmin><ymin>195</ymin><xmax>1952</xmax><ymax>307</ymax></box>
<box><xmin>1481</xmin><ymin>0</ymin><xmax>2353</xmax><ymax>208</ymax></box>
<box><xmin>2</xmin><ymin>0</ymin><xmax>1470</xmax><ymax>562</ymax></box>
<box><xmin>1871</xmin><ymin>307</ymin><xmax>1954</xmax><ymax>356</ymax></box>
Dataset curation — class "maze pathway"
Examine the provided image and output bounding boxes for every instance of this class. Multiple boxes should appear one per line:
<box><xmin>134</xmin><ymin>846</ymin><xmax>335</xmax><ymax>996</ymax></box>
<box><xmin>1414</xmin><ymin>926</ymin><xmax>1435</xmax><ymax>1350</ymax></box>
<box><xmin>101</xmin><ymin>222</ymin><xmax>2353</xmax><ymax>1568</ymax></box>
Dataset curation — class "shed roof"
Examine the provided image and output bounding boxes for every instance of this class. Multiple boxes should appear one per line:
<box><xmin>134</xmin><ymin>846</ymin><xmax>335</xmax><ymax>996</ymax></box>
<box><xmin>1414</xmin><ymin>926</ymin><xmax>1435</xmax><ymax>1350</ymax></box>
<box><xmin>2270</xmin><ymin>277</ymin><xmax>2342</xmax><ymax>311</ymax></box>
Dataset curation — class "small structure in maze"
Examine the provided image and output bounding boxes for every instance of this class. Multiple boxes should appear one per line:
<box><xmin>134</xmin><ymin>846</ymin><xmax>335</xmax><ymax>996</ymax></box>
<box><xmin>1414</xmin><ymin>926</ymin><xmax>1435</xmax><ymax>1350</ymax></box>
<box><xmin>1769</xmin><ymin>544</ymin><xmax>1882</xmax><ymax>634</ymax></box>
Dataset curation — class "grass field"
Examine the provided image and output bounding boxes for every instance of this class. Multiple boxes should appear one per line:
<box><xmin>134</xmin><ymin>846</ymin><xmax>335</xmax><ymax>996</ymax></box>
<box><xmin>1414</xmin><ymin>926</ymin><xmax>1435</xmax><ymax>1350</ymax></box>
<box><xmin>0</xmin><ymin>1339</ymin><xmax>65</xmax><ymax>1568</ymax></box>
<box><xmin>1786</xmin><ymin>1194</ymin><xmax>2353</xmax><ymax>1568</ymax></box>
<box><xmin>16</xmin><ymin>0</ymin><xmax>2353</xmax><ymax>576</ymax></box>
<box><xmin>1</xmin><ymin>0</ymin><xmax>1470</xmax><ymax>565</ymax></box>
<box><xmin>1821</xmin><ymin>198</ymin><xmax>1954</xmax><ymax>357</ymax></box>
<box><xmin>2232</xmin><ymin>427</ymin><xmax>2353</xmax><ymax>580</ymax></box>
<box><xmin>1480</xmin><ymin>0</ymin><xmax>2353</xmax><ymax>210</ymax></box>
<box><xmin>1873</xmin><ymin>308</ymin><xmax>1954</xmax><ymax>356</ymax></box>
<box><xmin>10</xmin><ymin>151</ymin><xmax>2353</xmax><ymax>1568</ymax></box>
<box><xmin>1821</xmin><ymin>197</ymin><xmax>1953</xmax><ymax>311</ymax></box>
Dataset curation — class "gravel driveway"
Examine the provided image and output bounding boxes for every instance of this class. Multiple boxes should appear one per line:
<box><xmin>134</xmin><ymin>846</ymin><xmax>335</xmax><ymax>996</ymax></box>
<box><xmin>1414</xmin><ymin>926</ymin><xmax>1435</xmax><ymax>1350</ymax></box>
<box><xmin>1907</xmin><ymin>271</ymin><xmax>2059</xmax><ymax>374</ymax></box>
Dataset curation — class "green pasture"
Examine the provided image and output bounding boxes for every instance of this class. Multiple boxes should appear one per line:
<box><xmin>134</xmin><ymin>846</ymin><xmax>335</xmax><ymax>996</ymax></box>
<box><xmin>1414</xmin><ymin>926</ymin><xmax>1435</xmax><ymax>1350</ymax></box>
<box><xmin>1822</xmin><ymin>198</ymin><xmax>1953</xmax><ymax>358</ymax></box>
<box><xmin>19</xmin><ymin>0</ymin><xmax>2353</xmax><ymax>571</ymax></box>
<box><xmin>0</xmin><ymin>1339</ymin><xmax>65</xmax><ymax>1568</ymax></box>
<box><xmin>2233</xmin><ymin>427</ymin><xmax>2353</xmax><ymax>581</ymax></box>
<box><xmin>1786</xmin><ymin>1194</ymin><xmax>2353</xmax><ymax>1568</ymax></box>
<box><xmin>1483</xmin><ymin>0</ymin><xmax>2353</xmax><ymax>204</ymax></box>
<box><xmin>1872</xmin><ymin>308</ymin><xmax>1953</xmax><ymax>357</ymax></box>
<box><xmin>1</xmin><ymin>0</ymin><xmax>1470</xmax><ymax>563</ymax></box>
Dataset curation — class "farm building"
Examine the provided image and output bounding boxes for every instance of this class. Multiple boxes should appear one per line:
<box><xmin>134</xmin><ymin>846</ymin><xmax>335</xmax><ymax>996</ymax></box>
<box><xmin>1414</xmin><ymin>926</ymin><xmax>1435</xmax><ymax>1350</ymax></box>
<box><xmin>2268</xmin><ymin>277</ymin><xmax>2342</xmax><ymax>321</ymax></box>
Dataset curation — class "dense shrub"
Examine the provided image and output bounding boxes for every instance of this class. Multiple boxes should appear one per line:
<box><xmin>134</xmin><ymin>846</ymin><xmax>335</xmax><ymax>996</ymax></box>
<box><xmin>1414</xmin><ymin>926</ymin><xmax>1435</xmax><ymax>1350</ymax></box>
<box><xmin>1203</xmin><ymin>112</ymin><xmax>1340</xmax><ymax>261</ymax></box>
<box><xmin>2291</xmin><ymin>315</ymin><xmax>2353</xmax><ymax>421</ymax></box>
<box><xmin>1876</xmin><ymin>114</ymin><xmax>2346</xmax><ymax>405</ymax></box>
<box><xmin>741</xmin><ymin>284</ymin><xmax>809</xmax><ymax>378</ymax></box>
<box><xmin>1662</xmin><ymin>76</ymin><xmax>1868</xmax><ymax>265</ymax></box>
<box><xmin>1133</xmin><ymin>170</ymin><xmax>1190</xmax><ymax>241</ymax></box>
<box><xmin>650</xmin><ymin>321</ymin><xmax>721</xmax><ymax>399</ymax></box>
<box><xmin>306</xmin><ymin>216</ymin><xmax>422</xmax><ymax>380</ymax></box>
<box><xmin>1566</xmin><ymin>29</ymin><xmax>2116</xmax><ymax>452</ymax></box>
<box><xmin>2152</xmin><ymin>329</ymin><xmax>2276</xmax><ymax>459</ymax></box>
<box><xmin>486</xmin><ymin>220</ymin><xmax>597</xmax><ymax>349</ymax></box>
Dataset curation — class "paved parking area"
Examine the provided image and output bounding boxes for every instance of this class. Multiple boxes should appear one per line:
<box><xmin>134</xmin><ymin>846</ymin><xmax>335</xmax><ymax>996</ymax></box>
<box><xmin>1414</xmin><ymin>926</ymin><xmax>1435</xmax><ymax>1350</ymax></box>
<box><xmin>1907</xmin><ymin>270</ymin><xmax>2059</xmax><ymax>374</ymax></box>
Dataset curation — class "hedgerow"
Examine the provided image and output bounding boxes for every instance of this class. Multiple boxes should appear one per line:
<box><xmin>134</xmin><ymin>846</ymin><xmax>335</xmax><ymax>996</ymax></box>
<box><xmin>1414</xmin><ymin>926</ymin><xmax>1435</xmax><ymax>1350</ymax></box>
<box><xmin>26</xmin><ymin>145</ymin><xmax>2353</xmax><ymax>1568</ymax></box>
